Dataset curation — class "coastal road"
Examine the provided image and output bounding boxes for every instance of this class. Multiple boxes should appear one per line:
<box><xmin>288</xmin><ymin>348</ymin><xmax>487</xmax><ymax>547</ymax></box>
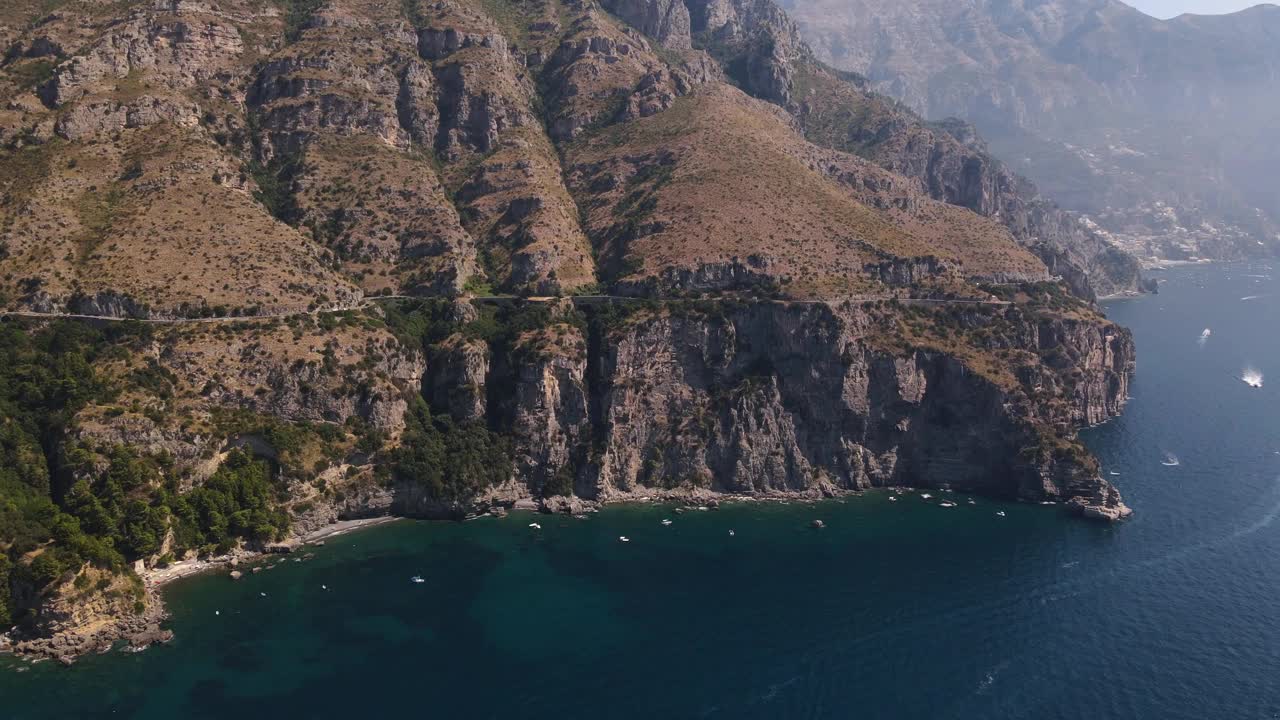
<box><xmin>0</xmin><ymin>294</ymin><xmax>1012</xmax><ymax>325</ymax></box>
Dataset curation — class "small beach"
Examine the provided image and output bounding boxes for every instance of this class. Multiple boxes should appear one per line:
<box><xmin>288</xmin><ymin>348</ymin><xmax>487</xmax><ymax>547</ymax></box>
<box><xmin>142</xmin><ymin>517</ymin><xmax>403</xmax><ymax>589</ymax></box>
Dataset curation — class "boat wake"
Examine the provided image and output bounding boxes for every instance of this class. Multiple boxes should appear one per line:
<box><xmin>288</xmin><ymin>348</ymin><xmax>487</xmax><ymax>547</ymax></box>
<box><xmin>975</xmin><ymin>661</ymin><xmax>1009</xmax><ymax>694</ymax></box>
<box><xmin>1228</xmin><ymin>481</ymin><xmax>1280</xmax><ymax>541</ymax></box>
<box><xmin>1197</xmin><ymin>328</ymin><xmax>1211</xmax><ymax>348</ymax></box>
<box><xmin>1241</xmin><ymin>294</ymin><xmax>1269</xmax><ymax>302</ymax></box>
<box><xmin>1162</xmin><ymin>453</ymin><xmax>1180</xmax><ymax>467</ymax></box>
<box><xmin>1241</xmin><ymin>367</ymin><xmax>1265</xmax><ymax>388</ymax></box>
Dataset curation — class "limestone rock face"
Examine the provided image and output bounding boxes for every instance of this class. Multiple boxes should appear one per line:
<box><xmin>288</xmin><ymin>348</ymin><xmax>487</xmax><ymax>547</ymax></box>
<box><xmin>54</xmin><ymin>96</ymin><xmax>202</xmax><ymax>140</ymax></box>
<box><xmin>599</xmin><ymin>0</ymin><xmax>693</xmax><ymax>50</ymax></box>
<box><xmin>6</xmin><ymin>566</ymin><xmax>171</xmax><ymax>664</ymax></box>
<box><xmin>541</xmin><ymin>9</ymin><xmax>695</xmax><ymax>141</ymax></box>
<box><xmin>395</xmin><ymin>301</ymin><xmax>1133</xmax><ymax>518</ymax></box>
<box><xmin>40</xmin><ymin>8</ymin><xmax>247</xmax><ymax>107</ymax></box>
<box><xmin>591</xmin><ymin>304</ymin><xmax>1132</xmax><ymax>504</ymax></box>
<box><xmin>684</xmin><ymin>0</ymin><xmax>808</xmax><ymax>105</ymax></box>
<box><xmin>429</xmin><ymin>335</ymin><xmax>491</xmax><ymax>422</ymax></box>
<box><xmin>507</xmin><ymin>325</ymin><xmax>591</xmax><ymax>492</ymax></box>
<box><xmin>163</xmin><ymin>324</ymin><xmax>424</xmax><ymax>432</ymax></box>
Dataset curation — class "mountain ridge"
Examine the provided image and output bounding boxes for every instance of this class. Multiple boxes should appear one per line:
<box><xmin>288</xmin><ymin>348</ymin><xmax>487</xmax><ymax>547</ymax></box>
<box><xmin>781</xmin><ymin>0</ymin><xmax>1280</xmax><ymax>263</ymax></box>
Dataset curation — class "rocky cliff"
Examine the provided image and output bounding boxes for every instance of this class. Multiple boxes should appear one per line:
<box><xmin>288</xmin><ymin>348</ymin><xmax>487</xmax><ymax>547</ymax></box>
<box><xmin>357</xmin><ymin>296</ymin><xmax>1131</xmax><ymax>520</ymax></box>
<box><xmin>42</xmin><ymin>296</ymin><xmax>1135</xmax><ymax>520</ymax></box>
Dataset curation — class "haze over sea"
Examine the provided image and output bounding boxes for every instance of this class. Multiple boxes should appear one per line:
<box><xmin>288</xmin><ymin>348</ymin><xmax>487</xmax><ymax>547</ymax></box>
<box><xmin>3</xmin><ymin>263</ymin><xmax>1279</xmax><ymax>719</ymax></box>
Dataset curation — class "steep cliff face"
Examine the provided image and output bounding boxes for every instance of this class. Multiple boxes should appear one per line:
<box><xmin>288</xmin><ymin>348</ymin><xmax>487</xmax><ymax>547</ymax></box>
<box><xmin>409</xmin><ymin>299</ymin><xmax>1132</xmax><ymax>517</ymax></box>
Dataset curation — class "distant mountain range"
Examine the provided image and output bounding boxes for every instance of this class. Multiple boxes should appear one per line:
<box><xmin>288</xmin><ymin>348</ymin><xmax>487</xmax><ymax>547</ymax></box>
<box><xmin>780</xmin><ymin>0</ymin><xmax>1280</xmax><ymax>262</ymax></box>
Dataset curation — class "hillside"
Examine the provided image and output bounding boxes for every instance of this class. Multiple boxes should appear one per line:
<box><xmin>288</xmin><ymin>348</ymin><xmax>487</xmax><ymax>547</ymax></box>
<box><xmin>0</xmin><ymin>0</ymin><xmax>1135</xmax><ymax>661</ymax></box>
<box><xmin>781</xmin><ymin>0</ymin><xmax>1280</xmax><ymax>263</ymax></box>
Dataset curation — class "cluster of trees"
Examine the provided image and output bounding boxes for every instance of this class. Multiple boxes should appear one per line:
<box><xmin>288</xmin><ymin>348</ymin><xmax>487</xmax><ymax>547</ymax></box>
<box><xmin>0</xmin><ymin>321</ymin><xmax>288</xmax><ymax>628</ymax></box>
<box><xmin>168</xmin><ymin>450</ymin><xmax>289</xmax><ymax>554</ymax></box>
<box><xmin>58</xmin><ymin>446</ymin><xmax>285</xmax><ymax>559</ymax></box>
<box><xmin>1</xmin><ymin>321</ymin><xmax>115</xmax><ymax>627</ymax></box>
<box><xmin>393</xmin><ymin>399</ymin><xmax>511</xmax><ymax>502</ymax></box>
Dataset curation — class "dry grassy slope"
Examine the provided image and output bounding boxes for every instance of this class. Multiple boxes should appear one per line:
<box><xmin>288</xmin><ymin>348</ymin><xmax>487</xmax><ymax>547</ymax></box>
<box><xmin>0</xmin><ymin>0</ymin><xmax>362</xmax><ymax>316</ymax></box>
<box><xmin>0</xmin><ymin>122</ymin><xmax>358</xmax><ymax>316</ymax></box>
<box><xmin>567</xmin><ymin>85</ymin><xmax>1045</xmax><ymax>297</ymax></box>
<box><xmin>784</xmin><ymin>60</ymin><xmax>1145</xmax><ymax>299</ymax></box>
<box><xmin>290</xmin><ymin>136</ymin><xmax>476</xmax><ymax>296</ymax></box>
<box><xmin>665</xmin><ymin>0</ymin><xmax>1146</xmax><ymax>298</ymax></box>
<box><xmin>72</xmin><ymin>314</ymin><xmax>424</xmax><ymax>476</ymax></box>
<box><xmin>3</xmin><ymin>0</ymin><xmax>1053</xmax><ymax>314</ymax></box>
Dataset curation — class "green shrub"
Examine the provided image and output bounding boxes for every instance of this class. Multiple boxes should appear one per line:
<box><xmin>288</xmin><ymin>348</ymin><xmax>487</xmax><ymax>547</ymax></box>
<box><xmin>392</xmin><ymin>399</ymin><xmax>512</xmax><ymax>502</ymax></box>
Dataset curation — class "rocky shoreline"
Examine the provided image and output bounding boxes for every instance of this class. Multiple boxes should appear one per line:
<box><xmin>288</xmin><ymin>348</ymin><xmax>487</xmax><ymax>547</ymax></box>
<box><xmin>0</xmin><ymin>588</ymin><xmax>171</xmax><ymax>667</ymax></box>
<box><xmin>0</xmin><ymin>516</ymin><xmax>401</xmax><ymax>666</ymax></box>
<box><xmin>2</xmin><ymin>482</ymin><xmax>1129</xmax><ymax>667</ymax></box>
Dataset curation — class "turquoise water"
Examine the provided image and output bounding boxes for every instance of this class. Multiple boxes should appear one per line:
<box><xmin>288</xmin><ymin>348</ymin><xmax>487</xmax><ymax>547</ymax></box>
<box><xmin>4</xmin><ymin>263</ymin><xmax>1280</xmax><ymax>719</ymax></box>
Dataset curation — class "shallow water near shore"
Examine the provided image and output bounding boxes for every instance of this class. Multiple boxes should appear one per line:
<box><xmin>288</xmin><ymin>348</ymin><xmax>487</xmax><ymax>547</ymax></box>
<box><xmin>4</xmin><ymin>263</ymin><xmax>1280</xmax><ymax>719</ymax></box>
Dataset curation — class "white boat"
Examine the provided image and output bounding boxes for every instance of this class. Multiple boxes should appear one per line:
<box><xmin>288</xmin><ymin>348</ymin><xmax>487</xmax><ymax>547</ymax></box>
<box><xmin>411</xmin><ymin>576</ymin><xmax>425</xmax><ymax>584</ymax></box>
<box><xmin>940</xmin><ymin>501</ymin><xmax>957</xmax><ymax>508</ymax></box>
<box><xmin>729</xmin><ymin>530</ymin><xmax>735</xmax><ymax>536</ymax></box>
<box><xmin>967</xmin><ymin>500</ymin><xmax>976</xmax><ymax>505</ymax></box>
<box><xmin>528</xmin><ymin>523</ymin><xmax>542</xmax><ymax>529</ymax></box>
<box><xmin>618</xmin><ymin>536</ymin><xmax>631</xmax><ymax>543</ymax></box>
<box><xmin>996</xmin><ymin>511</ymin><xmax>1007</xmax><ymax>517</ymax></box>
<box><xmin>888</xmin><ymin>497</ymin><xmax>898</xmax><ymax>503</ymax></box>
<box><xmin>661</xmin><ymin>519</ymin><xmax>673</xmax><ymax>526</ymax></box>
<box><xmin>1109</xmin><ymin>471</ymin><xmax>1121</xmax><ymax>476</ymax></box>
<box><xmin>921</xmin><ymin>493</ymin><xmax>933</xmax><ymax>499</ymax></box>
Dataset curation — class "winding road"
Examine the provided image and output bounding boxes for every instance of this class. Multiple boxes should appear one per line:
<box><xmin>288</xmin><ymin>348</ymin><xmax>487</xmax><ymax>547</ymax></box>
<box><xmin>0</xmin><ymin>294</ymin><xmax>1011</xmax><ymax>325</ymax></box>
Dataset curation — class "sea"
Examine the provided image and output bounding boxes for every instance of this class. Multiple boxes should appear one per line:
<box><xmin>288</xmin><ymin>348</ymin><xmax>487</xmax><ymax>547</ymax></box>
<box><xmin>3</xmin><ymin>263</ymin><xmax>1278</xmax><ymax>719</ymax></box>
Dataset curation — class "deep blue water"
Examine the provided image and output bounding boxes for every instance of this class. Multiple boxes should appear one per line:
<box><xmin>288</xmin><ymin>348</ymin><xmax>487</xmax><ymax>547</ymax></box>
<box><xmin>3</xmin><ymin>263</ymin><xmax>1279</xmax><ymax>719</ymax></box>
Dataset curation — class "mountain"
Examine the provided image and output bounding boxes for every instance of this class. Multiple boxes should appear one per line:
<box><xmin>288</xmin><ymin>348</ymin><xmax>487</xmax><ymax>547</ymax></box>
<box><xmin>780</xmin><ymin>0</ymin><xmax>1280</xmax><ymax>263</ymax></box>
<box><xmin>0</xmin><ymin>0</ymin><xmax>1133</xmax><ymax>660</ymax></box>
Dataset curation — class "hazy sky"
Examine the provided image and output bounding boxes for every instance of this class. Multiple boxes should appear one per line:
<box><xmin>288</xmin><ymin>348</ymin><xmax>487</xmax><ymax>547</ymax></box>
<box><xmin>1128</xmin><ymin>0</ymin><xmax>1272</xmax><ymax>17</ymax></box>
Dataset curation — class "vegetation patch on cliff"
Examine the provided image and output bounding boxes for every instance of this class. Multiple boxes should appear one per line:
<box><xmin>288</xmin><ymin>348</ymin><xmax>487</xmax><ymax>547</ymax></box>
<box><xmin>0</xmin><ymin>321</ymin><xmax>299</xmax><ymax>630</ymax></box>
